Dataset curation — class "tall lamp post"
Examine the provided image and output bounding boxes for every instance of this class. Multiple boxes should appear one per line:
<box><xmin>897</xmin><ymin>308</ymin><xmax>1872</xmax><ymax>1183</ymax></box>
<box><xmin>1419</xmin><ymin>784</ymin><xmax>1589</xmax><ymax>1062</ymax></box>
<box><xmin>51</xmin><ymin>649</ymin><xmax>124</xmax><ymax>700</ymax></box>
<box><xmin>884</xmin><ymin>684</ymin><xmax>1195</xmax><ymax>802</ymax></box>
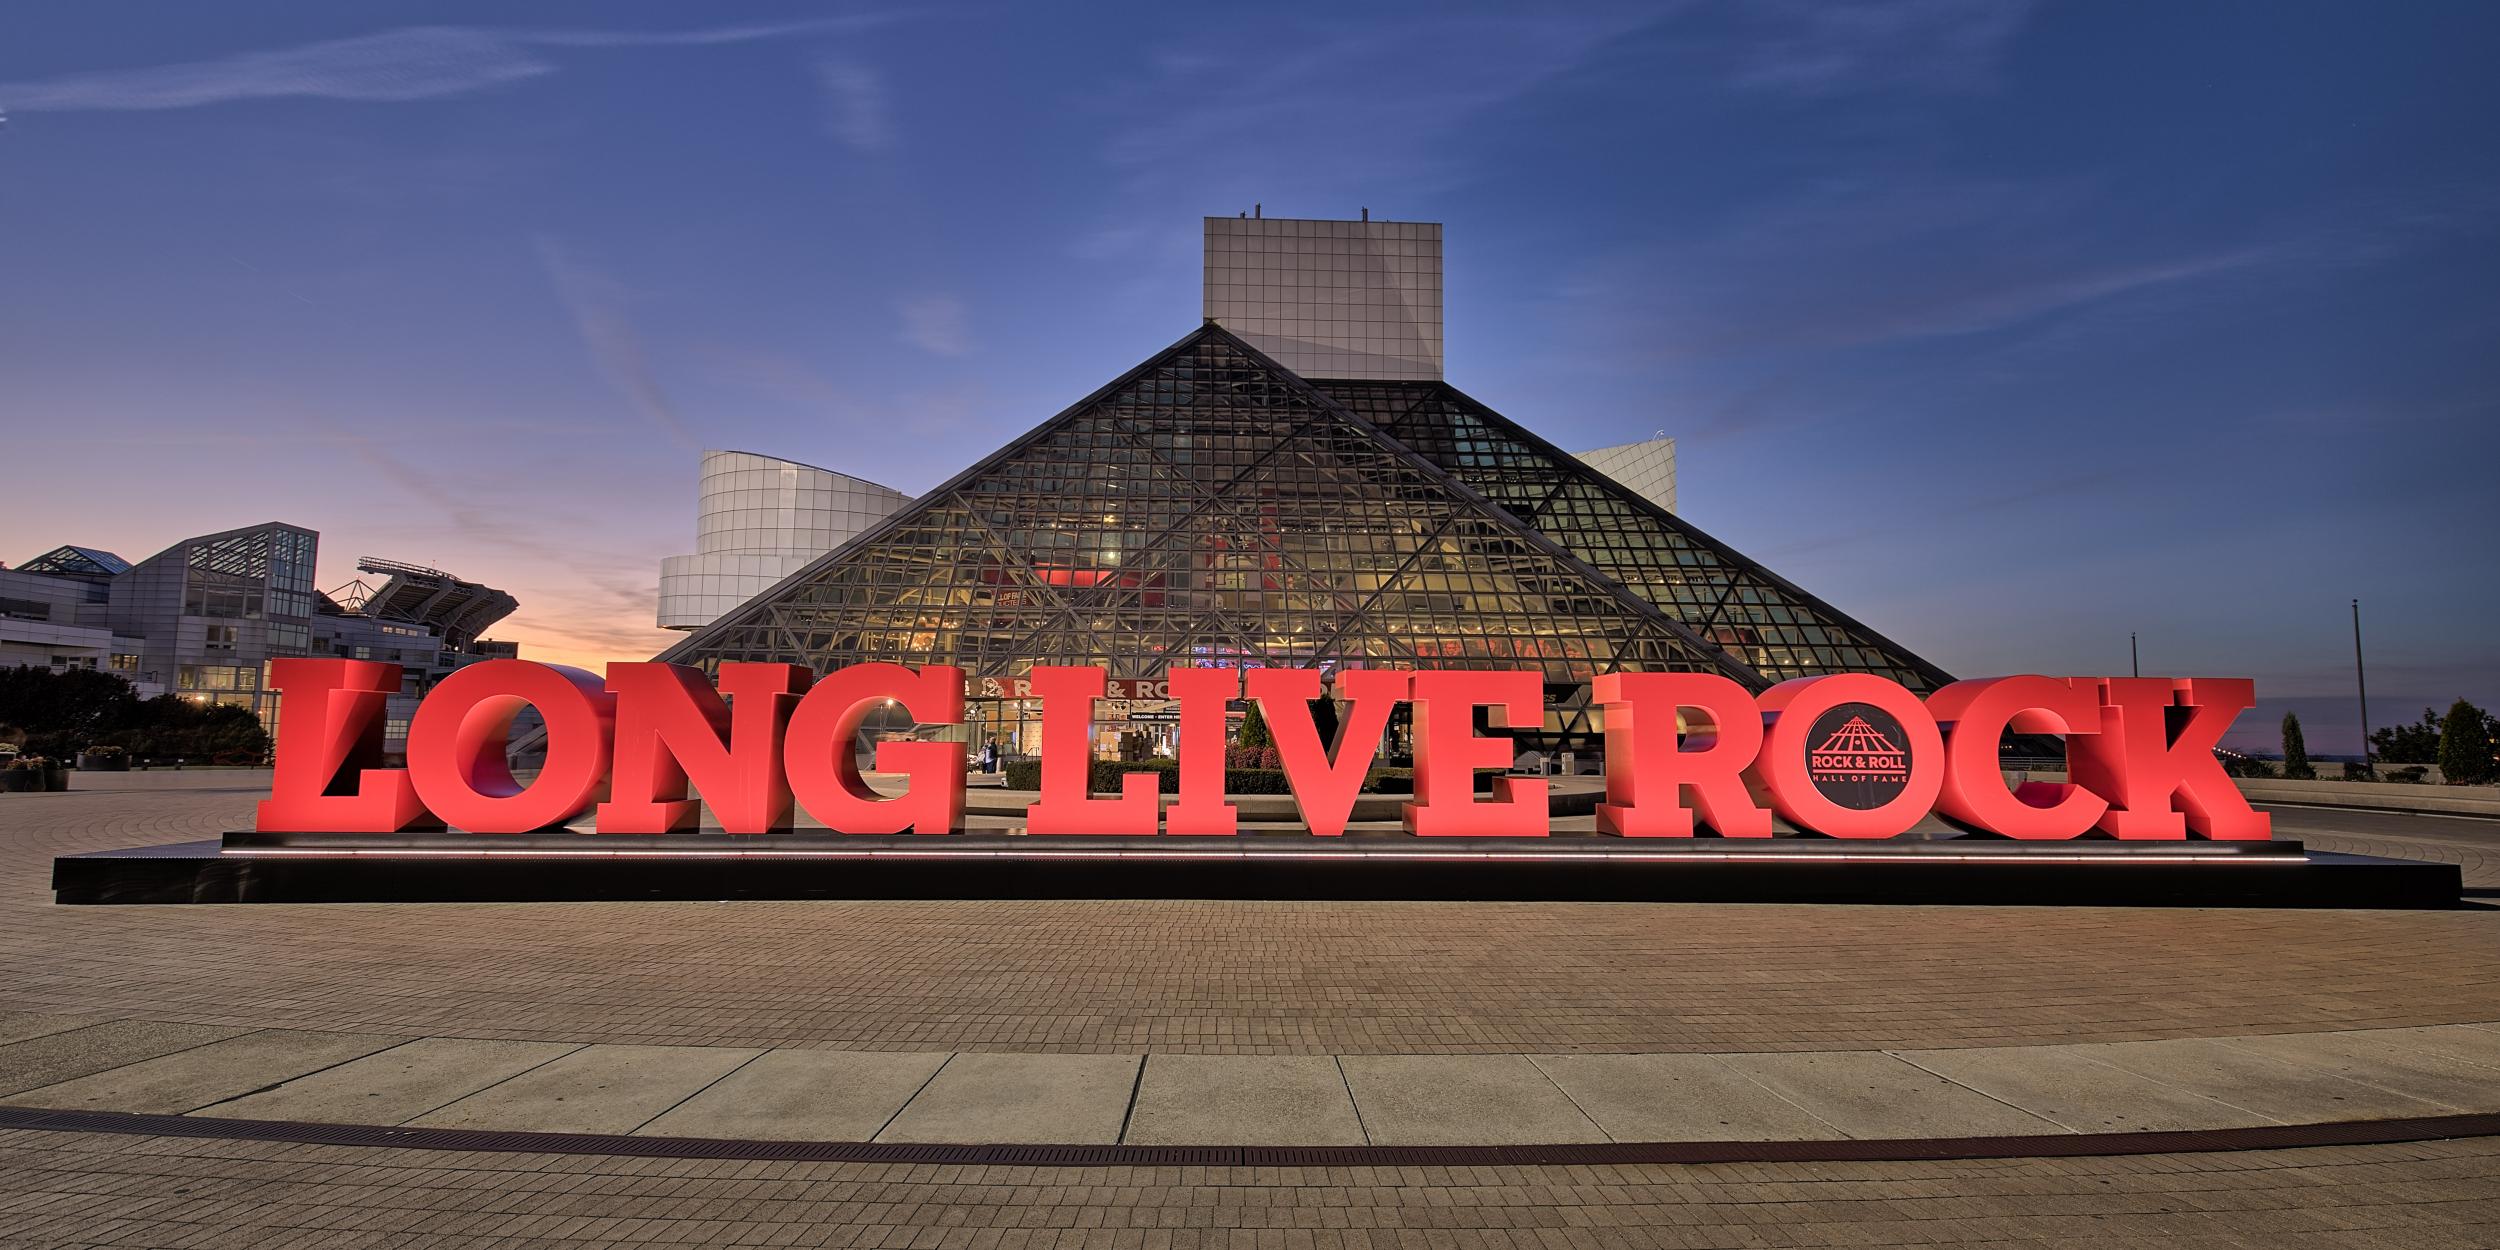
<box><xmin>2352</xmin><ymin>599</ymin><xmax>2372</xmax><ymax>770</ymax></box>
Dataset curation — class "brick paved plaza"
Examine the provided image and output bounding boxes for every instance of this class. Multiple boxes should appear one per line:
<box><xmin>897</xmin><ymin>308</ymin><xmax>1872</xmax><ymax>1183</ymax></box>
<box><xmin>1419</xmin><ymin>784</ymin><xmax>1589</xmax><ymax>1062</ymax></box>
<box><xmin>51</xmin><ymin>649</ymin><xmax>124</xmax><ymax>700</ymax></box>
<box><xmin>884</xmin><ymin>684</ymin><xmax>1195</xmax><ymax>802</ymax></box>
<box><xmin>4</xmin><ymin>772</ymin><xmax>2498</xmax><ymax>1245</ymax></box>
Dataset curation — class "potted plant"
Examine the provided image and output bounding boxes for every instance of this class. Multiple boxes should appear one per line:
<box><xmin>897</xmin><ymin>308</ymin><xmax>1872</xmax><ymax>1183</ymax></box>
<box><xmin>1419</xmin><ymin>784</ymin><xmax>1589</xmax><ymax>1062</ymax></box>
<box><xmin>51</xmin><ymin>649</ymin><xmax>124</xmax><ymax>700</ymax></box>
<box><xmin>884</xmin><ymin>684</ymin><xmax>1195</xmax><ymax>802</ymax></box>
<box><xmin>2</xmin><ymin>758</ymin><xmax>45</xmax><ymax>794</ymax></box>
<box><xmin>40</xmin><ymin>756</ymin><xmax>69</xmax><ymax>791</ymax></box>
<box><xmin>76</xmin><ymin>744</ymin><xmax>130</xmax><ymax>772</ymax></box>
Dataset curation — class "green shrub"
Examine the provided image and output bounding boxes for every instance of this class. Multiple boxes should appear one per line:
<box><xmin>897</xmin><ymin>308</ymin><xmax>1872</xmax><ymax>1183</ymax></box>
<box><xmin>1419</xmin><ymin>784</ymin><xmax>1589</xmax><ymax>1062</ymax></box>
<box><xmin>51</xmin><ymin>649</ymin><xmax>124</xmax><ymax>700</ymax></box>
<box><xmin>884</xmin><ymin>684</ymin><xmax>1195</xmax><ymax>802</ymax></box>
<box><xmin>2389</xmin><ymin>765</ymin><xmax>2428</xmax><ymax>784</ymax></box>
<box><xmin>2439</xmin><ymin>699</ymin><xmax>2495</xmax><ymax>786</ymax></box>
<box><xmin>0</xmin><ymin>669</ymin><xmax>270</xmax><ymax>762</ymax></box>
<box><xmin>2223</xmin><ymin>754</ymin><xmax>2275</xmax><ymax>779</ymax></box>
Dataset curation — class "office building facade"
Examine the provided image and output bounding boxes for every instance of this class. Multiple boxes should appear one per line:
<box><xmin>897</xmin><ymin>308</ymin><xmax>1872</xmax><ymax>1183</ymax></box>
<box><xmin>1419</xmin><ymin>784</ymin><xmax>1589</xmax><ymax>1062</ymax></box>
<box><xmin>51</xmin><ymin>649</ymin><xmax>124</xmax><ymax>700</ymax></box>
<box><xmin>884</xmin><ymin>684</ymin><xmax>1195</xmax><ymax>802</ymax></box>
<box><xmin>5</xmin><ymin>524</ymin><xmax>517</xmax><ymax>752</ymax></box>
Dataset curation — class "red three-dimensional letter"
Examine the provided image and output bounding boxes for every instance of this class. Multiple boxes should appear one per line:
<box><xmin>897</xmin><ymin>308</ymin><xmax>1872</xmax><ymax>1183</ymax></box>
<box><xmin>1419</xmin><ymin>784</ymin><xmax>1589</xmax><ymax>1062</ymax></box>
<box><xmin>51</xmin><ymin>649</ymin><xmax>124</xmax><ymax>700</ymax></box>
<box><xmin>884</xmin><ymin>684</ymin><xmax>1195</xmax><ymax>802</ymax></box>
<box><xmin>1925</xmin><ymin>675</ymin><xmax>2109</xmax><ymax>839</ymax></box>
<box><xmin>1024</xmin><ymin>666</ymin><xmax>1160</xmax><ymax>834</ymax></box>
<box><xmin>407</xmin><ymin>661</ymin><xmax>616</xmax><ymax>833</ymax></box>
<box><xmin>1403</xmin><ymin>670</ymin><xmax>1548</xmax><ymax>836</ymax></box>
<box><xmin>1164</xmin><ymin>667</ymin><xmax>1240</xmax><ymax>836</ymax></box>
<box><xmin>1251</xmin><ymin>668</ymin><xmax>1411</xmax><ymax>838</ymax></box>
<box><xmin>784</xmin><ymin>663</ymin><xmax>966</xmax><ymax>834</ymax></box>
<box><xmin>1592</xmin><ymin>672</ymin><xmax>1772</xmax><ymax>837</ymax></box>
<box><xmin>1752</xmin><ymin>674</ymin><xmax>1944</xmax><ymax>838</ymax></box>
<box><xmin>2069</xmin><ymin>677</ymin><xmax>2271</xmax><ymax>840</ymax></box>
<box><xmin>597</xmin><ymin>662</ymin><xmax>811</xmax><ymax>834</ymax></box>
<box><xmin>255</xmin><ymin>658</ymin><xmax>432</xmax><ymax>833</ymax></box>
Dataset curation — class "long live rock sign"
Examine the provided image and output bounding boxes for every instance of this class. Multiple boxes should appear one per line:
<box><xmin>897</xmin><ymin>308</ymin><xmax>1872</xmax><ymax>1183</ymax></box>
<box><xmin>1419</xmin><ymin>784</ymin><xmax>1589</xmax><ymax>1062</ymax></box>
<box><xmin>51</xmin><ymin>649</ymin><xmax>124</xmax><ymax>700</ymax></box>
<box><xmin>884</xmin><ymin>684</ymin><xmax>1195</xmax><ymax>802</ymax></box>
<box><xmin>254</xmin><ymin>657</ymin><xmax>2272</xmax><ymax>842</ymax></box>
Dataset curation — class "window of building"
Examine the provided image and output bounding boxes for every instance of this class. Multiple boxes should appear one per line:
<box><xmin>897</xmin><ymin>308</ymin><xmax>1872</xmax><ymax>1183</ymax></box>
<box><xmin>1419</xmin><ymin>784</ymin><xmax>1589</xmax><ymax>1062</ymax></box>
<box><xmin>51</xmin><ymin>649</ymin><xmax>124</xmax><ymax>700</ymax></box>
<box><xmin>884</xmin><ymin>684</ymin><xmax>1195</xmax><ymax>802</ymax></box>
<box><xmin>177</xmin><ymin>664</ymin><xmax>256</xmax><ymax>692</ymax></box>
<box><xmin>204</xmin><ymin>624</ymin><xmax>238</xmax><ymax>652</ymax></box>
<box><xmin>183</xmin><ymin>585</ymin><xmax>262</xmax><ymax>619</ymax></box>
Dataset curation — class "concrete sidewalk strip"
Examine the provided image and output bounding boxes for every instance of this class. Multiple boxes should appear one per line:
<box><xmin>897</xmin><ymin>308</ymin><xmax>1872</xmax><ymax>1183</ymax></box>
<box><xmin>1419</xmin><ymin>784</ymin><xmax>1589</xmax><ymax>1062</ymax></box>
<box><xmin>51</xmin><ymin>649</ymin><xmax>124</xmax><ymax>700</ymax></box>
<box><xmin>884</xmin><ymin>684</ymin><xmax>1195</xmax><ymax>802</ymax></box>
<box><xmin>1529</xmin><ymin>1054</ymin><xmax>1841</xmax><ymax>1141</ymax></box>
<box><xmin>200</xmin><ymin>1037</ymin><xmax>584</xmax><ymax>1125</ymax></box>
<box><xmin>2338</xmin><ymin>1025</ymin><xmax>2500</xmax><ymax>1072</ymax></box>
<box><xmin>2213</xmin><ymin>1031</ymin><xmax>2500</xmax><ymax>1112</ymax></box>
<box><xmin>406</xmin><ymin>1043</ymin><xmax>762</xmax><ymax>1135</ymax></box>
<box><xmin>1713</xmin><ymin>1051</ymin><xmax>2067</xmax><ymax>1139</ymax></box>
<box><xmin>0</xmin><ymin>1011</ymin><xmax>102</xmax><ymax>1048</ymax></box>
<box><xmin>1122</xmin><ymin>1055</ymin><xmax>1366</xmax><ymax>1145</ymax></box>
<box><xmin>14</xmin><ymin>1029</ymin><xmax>405</xmax><ymax>1114</ymax></box>
<box><xmin>13</xmin><ymin>1021</ymin><xmax>2497</xmax><ymax>1144</ymax></box>
<box><xmin>1892</xmin><ymin>1045</ymin><xmax>2278</xmax><ymax>1132</ymax></box>
<box><xmin>1338</xmin><ymin>1055</ymin><xmax>1607</xmax><ymax>1145</ymax></box>
<box><xmin>875</xmin><ymin>1053</ymin><xmax>1141</xmax><ymax>1145</ymax></box>
<box><xmin>2065</xmin><ymin>1036</ymin><xmax>2450</xmax><ymax>1123</ymax></box>
<box><xmin>636</xmin><ymin>1049</ymin><xmax>947</xmax><ymax>1141</ymax></box>
<box><xmin>0</xmin><ymin>1020</ymin><xmax>248</xmax><ymax>1099</ymax></box>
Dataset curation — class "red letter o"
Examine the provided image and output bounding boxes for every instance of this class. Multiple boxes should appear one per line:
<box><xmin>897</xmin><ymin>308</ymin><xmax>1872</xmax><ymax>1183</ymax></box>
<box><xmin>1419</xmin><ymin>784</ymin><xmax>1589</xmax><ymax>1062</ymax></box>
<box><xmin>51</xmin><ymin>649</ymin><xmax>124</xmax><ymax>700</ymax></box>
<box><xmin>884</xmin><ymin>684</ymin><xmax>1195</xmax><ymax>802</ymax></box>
<box><xmin>1752</xmin><ymin>675</ymin><xmax>1942</xmax><ymax>839</ymax></box>
<box><xmin>408</xmin><ymin>661</ymin><xmax>615</xmax><ymax>833</ymax></box>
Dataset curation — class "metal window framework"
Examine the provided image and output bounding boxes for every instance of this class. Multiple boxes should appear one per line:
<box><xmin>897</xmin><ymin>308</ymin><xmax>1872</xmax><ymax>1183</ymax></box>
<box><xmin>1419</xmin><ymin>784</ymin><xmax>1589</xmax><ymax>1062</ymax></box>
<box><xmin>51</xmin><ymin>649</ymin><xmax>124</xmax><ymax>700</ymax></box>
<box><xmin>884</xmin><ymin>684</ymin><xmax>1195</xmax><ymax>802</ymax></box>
<box><xmin>650</xmin><ymin>324</ymin><xmax>1956</xmax><ymax>754</ymax></box>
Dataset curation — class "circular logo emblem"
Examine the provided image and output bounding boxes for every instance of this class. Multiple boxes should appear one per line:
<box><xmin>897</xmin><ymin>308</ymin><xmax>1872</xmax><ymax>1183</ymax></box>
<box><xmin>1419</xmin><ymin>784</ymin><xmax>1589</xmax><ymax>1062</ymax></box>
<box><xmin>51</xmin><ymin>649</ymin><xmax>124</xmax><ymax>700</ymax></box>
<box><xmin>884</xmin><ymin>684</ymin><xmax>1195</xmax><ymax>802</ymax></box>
<box><xmin>1804</xmin><ymin>701</ymin><xmax>1914</xmax><ymax>810</ymax></box>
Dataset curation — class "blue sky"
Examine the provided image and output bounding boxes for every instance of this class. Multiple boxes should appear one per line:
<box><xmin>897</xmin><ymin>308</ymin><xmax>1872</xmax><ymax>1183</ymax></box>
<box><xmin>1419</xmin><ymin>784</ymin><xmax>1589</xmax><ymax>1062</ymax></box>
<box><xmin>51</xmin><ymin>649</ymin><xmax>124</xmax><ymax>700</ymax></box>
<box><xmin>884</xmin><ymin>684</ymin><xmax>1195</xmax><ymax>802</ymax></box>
<box><xmin>2</xmin><ymin>1</ymin><xmax>2494</xmax><ymax>752</ymax></box>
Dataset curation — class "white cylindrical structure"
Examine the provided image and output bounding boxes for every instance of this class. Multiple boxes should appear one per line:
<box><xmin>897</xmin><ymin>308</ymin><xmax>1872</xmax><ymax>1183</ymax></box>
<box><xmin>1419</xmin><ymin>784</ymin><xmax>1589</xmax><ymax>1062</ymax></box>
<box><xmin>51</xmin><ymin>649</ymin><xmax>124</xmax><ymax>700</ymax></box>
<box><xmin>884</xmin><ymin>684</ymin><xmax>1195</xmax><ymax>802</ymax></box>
<box><xmin>656</xmin><ymin>450</ymin><xmax>910</xmax><ymax>630</ymax></box>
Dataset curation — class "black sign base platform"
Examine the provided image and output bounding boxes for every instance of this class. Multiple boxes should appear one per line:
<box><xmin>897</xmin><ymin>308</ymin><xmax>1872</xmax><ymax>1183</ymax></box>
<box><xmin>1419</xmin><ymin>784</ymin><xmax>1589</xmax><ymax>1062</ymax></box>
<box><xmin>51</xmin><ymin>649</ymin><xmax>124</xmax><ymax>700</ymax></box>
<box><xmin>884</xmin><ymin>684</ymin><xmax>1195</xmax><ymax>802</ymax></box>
<box><xmin>52</xmin><ymin>832</ymin><xmax>2462</xmax><ymax>908</ymax></box>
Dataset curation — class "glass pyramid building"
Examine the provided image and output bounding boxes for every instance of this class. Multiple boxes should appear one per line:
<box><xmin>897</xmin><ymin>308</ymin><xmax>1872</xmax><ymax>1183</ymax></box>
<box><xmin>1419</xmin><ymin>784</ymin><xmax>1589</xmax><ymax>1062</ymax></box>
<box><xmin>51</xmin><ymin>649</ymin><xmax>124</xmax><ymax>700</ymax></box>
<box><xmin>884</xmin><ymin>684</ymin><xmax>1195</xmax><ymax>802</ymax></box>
<box><xmin>655</xmin><ymin>322</ymin><xmax>1951</xmax><ymax>757</ymax></box>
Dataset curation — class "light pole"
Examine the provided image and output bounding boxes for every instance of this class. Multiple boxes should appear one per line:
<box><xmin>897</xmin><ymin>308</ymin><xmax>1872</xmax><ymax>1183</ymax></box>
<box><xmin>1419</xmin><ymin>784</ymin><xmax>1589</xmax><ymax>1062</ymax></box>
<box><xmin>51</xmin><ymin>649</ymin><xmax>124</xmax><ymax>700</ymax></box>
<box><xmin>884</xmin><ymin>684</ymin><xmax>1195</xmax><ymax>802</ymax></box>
<box><xmin>2352</xmin><ymin>599</ymin><xmax>2372</xmax><ymax>769</ymax></box>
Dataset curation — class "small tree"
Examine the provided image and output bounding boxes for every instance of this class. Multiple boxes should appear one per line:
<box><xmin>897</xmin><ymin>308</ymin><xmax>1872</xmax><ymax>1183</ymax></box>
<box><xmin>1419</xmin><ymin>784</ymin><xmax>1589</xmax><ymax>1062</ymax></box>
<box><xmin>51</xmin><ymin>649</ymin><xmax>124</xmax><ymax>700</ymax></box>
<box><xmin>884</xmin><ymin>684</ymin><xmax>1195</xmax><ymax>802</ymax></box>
<box><xmin>1235</xmin><ymin>700</ymin><xmax>1272</xmax><ymax>753</ymax></box>
<box><xmin>2279</xmin><ymin>713</ymin><xmax>2314</xmax><ymax>780</ymax></box>
<box><xmin>2370</xmin><ymin>708</ymin><xmax>2445</xmax><ymax>765</ymax></box>
<box><xmin>2439</xmin><ymin>699</ymin><xmax>2495</xmax><ymax>786</ymax></box>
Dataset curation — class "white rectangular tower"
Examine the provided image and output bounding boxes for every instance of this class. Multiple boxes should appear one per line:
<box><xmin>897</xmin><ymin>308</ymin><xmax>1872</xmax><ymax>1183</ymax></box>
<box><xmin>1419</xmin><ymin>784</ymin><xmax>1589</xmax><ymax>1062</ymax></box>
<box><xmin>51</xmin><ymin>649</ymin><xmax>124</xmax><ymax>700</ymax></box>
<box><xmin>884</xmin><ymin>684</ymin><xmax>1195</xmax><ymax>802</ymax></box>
<box><xmin>1204</xmin><ymin>215</ymin><xmax>1442</xmax><ymax>380</ymax></box>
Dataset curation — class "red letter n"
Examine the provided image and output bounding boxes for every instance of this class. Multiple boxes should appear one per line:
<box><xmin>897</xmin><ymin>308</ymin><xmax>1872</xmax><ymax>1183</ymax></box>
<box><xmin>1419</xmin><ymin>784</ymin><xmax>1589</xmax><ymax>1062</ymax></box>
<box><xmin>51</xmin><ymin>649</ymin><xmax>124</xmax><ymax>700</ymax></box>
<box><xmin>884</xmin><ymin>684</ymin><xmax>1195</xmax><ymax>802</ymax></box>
<box><xmin>598</xmin><ymin>662</ymin><xmax>810</xmax><ymax>834</ymax></box>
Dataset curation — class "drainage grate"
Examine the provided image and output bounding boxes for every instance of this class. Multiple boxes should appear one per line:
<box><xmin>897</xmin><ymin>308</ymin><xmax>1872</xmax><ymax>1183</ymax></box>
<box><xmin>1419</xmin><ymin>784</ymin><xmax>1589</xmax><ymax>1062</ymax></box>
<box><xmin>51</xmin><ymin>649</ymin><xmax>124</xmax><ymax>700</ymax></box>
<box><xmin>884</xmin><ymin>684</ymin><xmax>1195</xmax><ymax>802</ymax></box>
<box><xmin>4</xmin><ymin>1104</ymin><xmax>2497</xmax><ymax>1166</ymax></box>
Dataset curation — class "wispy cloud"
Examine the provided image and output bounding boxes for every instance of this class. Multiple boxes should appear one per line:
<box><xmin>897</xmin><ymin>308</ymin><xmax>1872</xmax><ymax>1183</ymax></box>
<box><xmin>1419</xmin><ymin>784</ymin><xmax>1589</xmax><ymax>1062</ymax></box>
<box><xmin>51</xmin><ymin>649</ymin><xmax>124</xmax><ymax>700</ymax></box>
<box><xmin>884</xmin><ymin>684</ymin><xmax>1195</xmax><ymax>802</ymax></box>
<box><xmin>525</xmin><ymin>18</ymin><xmax>890</xmax><ymax>50</ymax></box>
<box><xmin>0</xmin><ymin>16</ymin><xmax>901</xmax><ymax>113</ymax></box>
<box><xmin>813</xmin><ymin>57</ymin><xmax>893</xmax><ymax>151</ymax></box>
<box><xmin>899</xmin><ymin>295</ymin><xmax>971</xmax><ymax>356</ymax></box>
<box><xmin>1722</xmin><ymin>0</ymin><xmax>2036</xmax><ymax>97</ymax></box>
<box><xmin>1</xmin><ymin>27</ymin><xmax>551</xmax><ymax>111</ymax></box>
<box><xmin>1561</xmin><ymin>176</ymin><xmax>2280</xmax><ymax>365</ymax></box>
<box><xmin>535</xmin><ymin>239</ymin><xmax>698</xmax><ymax>449</ymax></box>
<box><xmin>313</xmin><ymin>417</ymin><xmax>683</xmax><ymax>664</ymax></box>
<box><xmin>1104</xmin><ymin>13</ymin><xmax>1646</xmax><ymax>193</ymax></box>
